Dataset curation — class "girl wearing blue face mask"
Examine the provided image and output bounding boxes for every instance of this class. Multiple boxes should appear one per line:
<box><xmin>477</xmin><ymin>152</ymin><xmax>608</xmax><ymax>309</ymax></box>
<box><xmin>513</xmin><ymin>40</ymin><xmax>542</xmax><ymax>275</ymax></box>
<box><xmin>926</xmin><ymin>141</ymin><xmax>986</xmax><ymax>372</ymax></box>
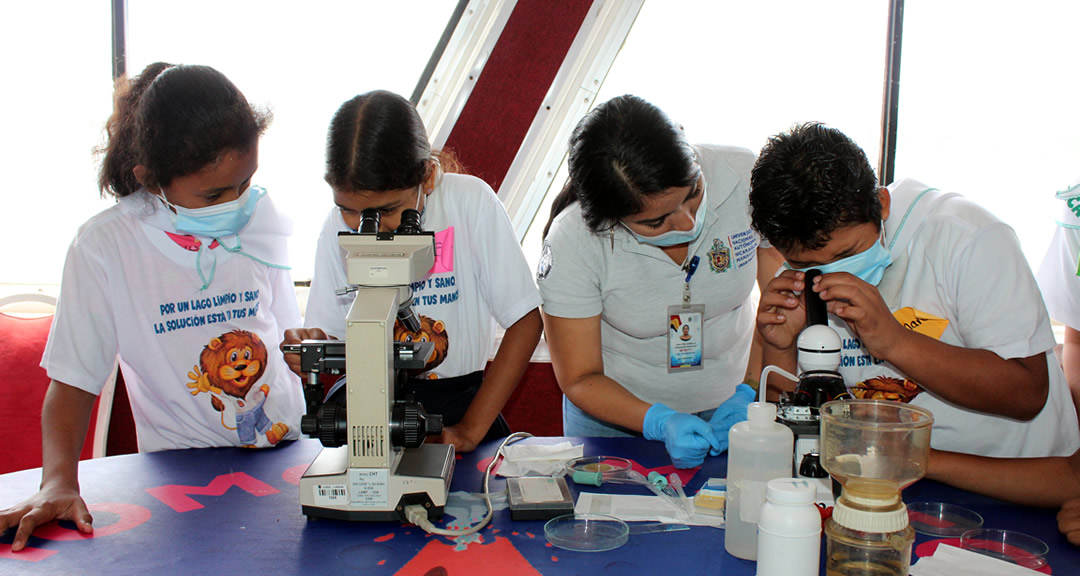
<box><xmin>538</xmin><ymin>95</ymin><xmax>785</xmax><ymax>469</ymax></box>
<box><xmin>1</xmin><ymin>63</ymin><xmax>305</xmax><ymax>551</ymax></box>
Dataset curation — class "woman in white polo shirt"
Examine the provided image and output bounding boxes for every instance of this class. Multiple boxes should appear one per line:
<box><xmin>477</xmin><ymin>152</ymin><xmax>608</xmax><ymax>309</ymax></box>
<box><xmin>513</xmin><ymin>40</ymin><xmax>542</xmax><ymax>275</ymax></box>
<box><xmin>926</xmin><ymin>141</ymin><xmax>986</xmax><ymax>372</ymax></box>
<box><xmin>538</xmin><ymin>95</ymin><xmax>783</xmax><ymax>468</ymax></box>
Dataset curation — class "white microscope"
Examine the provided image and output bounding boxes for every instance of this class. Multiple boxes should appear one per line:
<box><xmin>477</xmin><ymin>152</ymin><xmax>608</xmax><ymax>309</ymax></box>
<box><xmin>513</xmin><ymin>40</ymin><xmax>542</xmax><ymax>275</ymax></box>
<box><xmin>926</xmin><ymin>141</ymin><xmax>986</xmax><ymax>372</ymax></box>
<box><xmin>291</xmin><ymin>208</ymin><xmax>454</xmax><ymax>521</ymax></box>
<box><xmin>774</xmin><ymin>269</ymin><xmax>852</xmax><ymax>479</ymax></box>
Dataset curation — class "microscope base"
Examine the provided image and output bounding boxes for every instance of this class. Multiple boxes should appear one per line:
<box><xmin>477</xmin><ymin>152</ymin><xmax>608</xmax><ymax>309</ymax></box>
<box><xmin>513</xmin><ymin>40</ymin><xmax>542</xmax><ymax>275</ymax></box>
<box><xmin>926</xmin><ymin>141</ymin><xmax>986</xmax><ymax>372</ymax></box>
<box><xmin>299</xmin><ymin>443</ymin><xmax>455</xmax><ymax>522</ymax></box>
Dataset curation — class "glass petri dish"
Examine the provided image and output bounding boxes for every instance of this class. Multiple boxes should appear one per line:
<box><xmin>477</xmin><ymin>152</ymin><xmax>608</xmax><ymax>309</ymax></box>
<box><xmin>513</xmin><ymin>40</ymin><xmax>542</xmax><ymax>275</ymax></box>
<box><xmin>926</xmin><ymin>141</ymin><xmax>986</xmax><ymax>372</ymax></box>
<box><xmin>566</xmin><ymin>456</ymin><xmax>633</xmax><ymax>477</ymax></box>
<box><xmin>907</xmin><ymin>501</ymin><xmax>984</xmax><ymax>537</ymax></box>
<box><xmin>544</xmin><ymin>513</ymin><xmax>630</xmax><ymax>552</ymax></box>
<box><xmin>959</xmin><ymin>528</ymin><xmax>1049</xmax><ymax>569</ymax></box>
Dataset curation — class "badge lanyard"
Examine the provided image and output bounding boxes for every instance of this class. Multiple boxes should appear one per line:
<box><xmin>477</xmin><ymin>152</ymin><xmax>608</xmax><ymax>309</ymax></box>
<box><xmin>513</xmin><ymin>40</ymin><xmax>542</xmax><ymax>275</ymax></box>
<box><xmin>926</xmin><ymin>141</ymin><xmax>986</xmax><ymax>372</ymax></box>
<box><xmin>667</xmin><ymin>255</ymin><xmax>705</xmax><ymax>373</ymax></box>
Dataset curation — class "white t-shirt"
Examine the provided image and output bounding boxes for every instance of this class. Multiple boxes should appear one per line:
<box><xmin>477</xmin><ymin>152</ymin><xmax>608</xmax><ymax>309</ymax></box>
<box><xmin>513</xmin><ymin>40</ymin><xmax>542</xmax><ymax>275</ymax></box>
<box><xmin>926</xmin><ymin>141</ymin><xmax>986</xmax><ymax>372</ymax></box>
<box><xmin>41</xmin><ymin>188</ymin><xmax>304</xmax><ymax>453</ymax></box>
<box><xmin>537</xmin><ymin>145</ymin><xmax>760</xmax><ymax>414</ymax></box>
<box><xmin>1037</xmin><ymin>177</ymin><xmax>1080</xmax><ymax>328</ymax></box>
<box><xmin>832</xmin><ymin>178</ymin><xmax>1079</xmax><ymax>458</ymax></box>
<box><xmin>305</xmin><ymin>173</ymin><xmax>542</xmax><ymax>378</ymax></box>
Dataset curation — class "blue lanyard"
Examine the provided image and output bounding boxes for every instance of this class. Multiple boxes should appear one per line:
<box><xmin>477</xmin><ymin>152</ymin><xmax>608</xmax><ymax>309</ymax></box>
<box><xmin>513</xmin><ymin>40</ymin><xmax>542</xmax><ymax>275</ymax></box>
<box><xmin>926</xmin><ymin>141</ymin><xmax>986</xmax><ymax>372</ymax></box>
<box><xmin>683</xmin><ymin>255</ymin><xmax>700</xmax><ymax>304</ymax></box>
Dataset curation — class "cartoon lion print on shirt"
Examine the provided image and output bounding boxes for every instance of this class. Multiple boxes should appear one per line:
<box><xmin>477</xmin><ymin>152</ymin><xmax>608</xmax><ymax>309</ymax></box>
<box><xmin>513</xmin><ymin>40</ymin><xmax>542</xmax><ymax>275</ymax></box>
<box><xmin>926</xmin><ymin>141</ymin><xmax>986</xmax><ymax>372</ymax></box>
<box><xmin>851</xmin><ymin>375</ymin><xmax>924</xmax><ymax>403</ymax></box>
<box><xmin>186</xmin><ymin>330</ymin><xmax>289</xmax><ymax>446</ymax></box>
<box><xmin>394</xmin><ymin>315</ymin><xmax>449</xmax><ymax>379</ymax></box>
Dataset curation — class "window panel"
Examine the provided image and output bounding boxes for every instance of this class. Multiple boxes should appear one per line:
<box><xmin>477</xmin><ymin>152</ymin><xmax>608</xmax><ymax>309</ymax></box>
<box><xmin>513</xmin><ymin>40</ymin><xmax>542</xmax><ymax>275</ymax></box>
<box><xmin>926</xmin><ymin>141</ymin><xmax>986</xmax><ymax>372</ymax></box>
<box><xmin>0</xmin><ymin>3</ymin><xmax>114</xmax><ymax>288</ymax></box>
<box><xmin>895</xmin><ymin>1</ymin><xmax>1080</xmax><ymax>269</ymax></box>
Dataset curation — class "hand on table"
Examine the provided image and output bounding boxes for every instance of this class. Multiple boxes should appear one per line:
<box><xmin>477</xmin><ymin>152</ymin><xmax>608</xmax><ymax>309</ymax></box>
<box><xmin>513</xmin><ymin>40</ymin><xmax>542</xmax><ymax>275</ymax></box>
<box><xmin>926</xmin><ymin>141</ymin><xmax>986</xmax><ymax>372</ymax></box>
<box><xmin>642</xmin><ymin>403</ymin><xmax>721</xmax><ymax>469</ymax></box>
<box><xmin>427</xmin><ymin>424</ymin><xmax>481</xmax><ymax>454</ymax></box>
<box><xmin>0</xmin><ymin>483</ymin><xmax>93</xmax><ymax>552</ymax></box>
<box><xmin>281</xmin><ymin>327</ymin><xmax>330</xmax><ymax>378</ymax></box>
<box><xmin>1059</xmin><ymin>498</ymin><xmax>1080</xmax><ymax>546</ymax></box>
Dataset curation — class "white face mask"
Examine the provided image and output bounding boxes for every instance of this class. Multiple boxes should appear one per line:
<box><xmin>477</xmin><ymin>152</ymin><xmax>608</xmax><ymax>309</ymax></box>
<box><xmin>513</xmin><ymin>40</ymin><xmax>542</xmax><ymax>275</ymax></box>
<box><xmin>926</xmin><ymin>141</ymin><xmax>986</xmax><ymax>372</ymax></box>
<box><xmin>622</xmin><ymin>185</ymin><xmax>708</xmax><ymax>247</ymax></box>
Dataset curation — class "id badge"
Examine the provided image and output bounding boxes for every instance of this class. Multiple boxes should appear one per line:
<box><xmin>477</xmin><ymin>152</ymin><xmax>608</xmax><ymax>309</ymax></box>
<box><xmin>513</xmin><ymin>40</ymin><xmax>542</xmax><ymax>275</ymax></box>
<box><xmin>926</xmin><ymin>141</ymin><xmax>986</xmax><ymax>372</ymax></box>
<box><xmin>667</xmin><ymin>304</ymin><xmax>705</xmax><ymax>373</ymax></box>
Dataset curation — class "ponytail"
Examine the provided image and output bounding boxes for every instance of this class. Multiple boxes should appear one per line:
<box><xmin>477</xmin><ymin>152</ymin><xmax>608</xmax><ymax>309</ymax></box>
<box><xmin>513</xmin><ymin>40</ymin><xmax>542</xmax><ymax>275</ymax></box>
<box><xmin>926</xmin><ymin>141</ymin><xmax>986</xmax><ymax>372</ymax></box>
<box><xmin>542</xmin><ymin>179</ymin><xmax>580</xmax><ymax>240</ymax></box>
<box><xmin>98</xmin><ymin>62</ymin><xmax>174</xmax><ymax>197</ymax></box>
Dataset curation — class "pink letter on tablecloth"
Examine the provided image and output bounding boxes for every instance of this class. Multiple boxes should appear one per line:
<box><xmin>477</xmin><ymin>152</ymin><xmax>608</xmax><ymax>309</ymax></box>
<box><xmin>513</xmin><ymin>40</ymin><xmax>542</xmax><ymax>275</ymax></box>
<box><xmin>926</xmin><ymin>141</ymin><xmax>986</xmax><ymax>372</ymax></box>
<box><xmin>34</xmin><ymin>503</ymin><xmax>151</xmax><ymax>541</ymax></box>
<box><xmin>146</xmin><ymin>472</ymin><xmax>280</xmax><ymax>512</ymax></box>
<box><xmin>430</xmin><ymin>227</ymin><xmax>454</xmax><ymax>274</ymax></box>
<box><xmin>0</xmin><ymin>545</ymin><xmax>58</xmax><ymax>562</ymax></box>
<box><xmin>395</xmin><ymin>536</ymin><xmax>541</xmax><ymax>576</ymax></box>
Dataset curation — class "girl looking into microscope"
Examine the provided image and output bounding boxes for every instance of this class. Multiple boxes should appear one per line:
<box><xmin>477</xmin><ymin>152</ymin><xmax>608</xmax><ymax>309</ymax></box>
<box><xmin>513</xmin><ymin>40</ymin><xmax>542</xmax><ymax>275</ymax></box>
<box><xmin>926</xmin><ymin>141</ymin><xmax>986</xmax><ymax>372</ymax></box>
<box><xmin>283</xmin><ymin>90</ymin><xmax>542</xmax><ymax>453</ymax></box>
<box><xmin>0</xmin><ymin>63</ymin><xmax>304</xmax><ymax>552</ymax></box>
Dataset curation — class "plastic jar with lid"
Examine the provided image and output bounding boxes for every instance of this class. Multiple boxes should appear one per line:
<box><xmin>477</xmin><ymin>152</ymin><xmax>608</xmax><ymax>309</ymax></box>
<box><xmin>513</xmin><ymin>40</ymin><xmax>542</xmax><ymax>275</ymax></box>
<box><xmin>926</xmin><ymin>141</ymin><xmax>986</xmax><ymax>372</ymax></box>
<box><xmin>757</xmin><ymin>478</ymin><xmax>821</xmax><ymax>576</ymax></box>
<box><xmin>823</xmin><ymin>498</ymin><xmax>914</xmax><ymax>576</ymax></box>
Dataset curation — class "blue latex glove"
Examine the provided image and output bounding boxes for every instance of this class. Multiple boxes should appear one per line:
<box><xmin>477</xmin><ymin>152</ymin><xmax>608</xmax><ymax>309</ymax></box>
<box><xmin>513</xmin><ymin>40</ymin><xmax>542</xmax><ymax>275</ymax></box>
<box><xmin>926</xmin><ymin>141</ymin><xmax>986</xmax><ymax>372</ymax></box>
<box><xmin>642</xmin><ymin>403</ymin><xmax>722</xmax><ymax>469</ymax></box>
<box><xmin>707</xmin><ymin>383</ymin><xmax>758</xmax><ymax>455</ymax></box>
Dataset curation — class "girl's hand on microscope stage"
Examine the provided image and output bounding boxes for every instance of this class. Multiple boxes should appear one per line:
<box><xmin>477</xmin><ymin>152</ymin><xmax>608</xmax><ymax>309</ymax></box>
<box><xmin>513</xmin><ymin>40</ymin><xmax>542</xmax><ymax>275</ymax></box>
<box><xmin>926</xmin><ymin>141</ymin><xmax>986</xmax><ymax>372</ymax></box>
<box><xmin>281</xmin><ymin>328</ymin><xmax>331</xmax><ymax>377</ymax></box>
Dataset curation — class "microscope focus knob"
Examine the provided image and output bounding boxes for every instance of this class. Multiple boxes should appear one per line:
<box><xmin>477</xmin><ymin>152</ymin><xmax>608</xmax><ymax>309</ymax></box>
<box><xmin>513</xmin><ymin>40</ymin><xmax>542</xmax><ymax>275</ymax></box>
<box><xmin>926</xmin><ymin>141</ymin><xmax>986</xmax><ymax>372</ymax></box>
<box><xmin>391</xmin><ymin>400</ymin><xmax>442</xmax><ymax>448</ymax></box>
<box><xmin>318</xmin><ymin>403</ymin><xmax>347</xmax><ymax>448</ymax></box>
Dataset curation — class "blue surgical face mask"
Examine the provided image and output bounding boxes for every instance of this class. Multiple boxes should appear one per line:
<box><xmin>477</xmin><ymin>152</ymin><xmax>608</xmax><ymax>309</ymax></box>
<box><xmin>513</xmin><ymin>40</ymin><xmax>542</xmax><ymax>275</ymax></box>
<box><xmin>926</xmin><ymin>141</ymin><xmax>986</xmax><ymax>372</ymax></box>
<box><xmin>158</xmin><ymin>186</ymin><xmax>263</xmax><ymax>238</ymax></box>
<box><xmin>623</xmin><ymin>185</ymin><xmax>708</xmax><ymax>247</ymax></box>
<box><xmin>788</xmin><ymin>227</ymin><xmax>892</xmax><ymax>286</ymax></box>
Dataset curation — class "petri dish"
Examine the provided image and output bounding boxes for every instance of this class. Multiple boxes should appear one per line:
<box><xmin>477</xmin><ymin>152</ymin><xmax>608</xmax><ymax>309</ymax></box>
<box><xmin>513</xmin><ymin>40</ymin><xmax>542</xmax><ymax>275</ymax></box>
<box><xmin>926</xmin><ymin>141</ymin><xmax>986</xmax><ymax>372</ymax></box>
<box><xmin>959</xmin><ymin>528</ymin><xmax>1049</xmax><ymax>569</ymax></box>
<box><xmin>544</xmin><ymin>513</ymin><xmax>630</xmax><ymax>552</ymax></box>
<box><xmin>566</xmin><ymin>456</ymin><xmax>633</xmax><ymax>477</ymax></box>
<box><xmin>907</xmin><ymin>501</ymin><xmax>984</xmax><ymax>537</ymax></box>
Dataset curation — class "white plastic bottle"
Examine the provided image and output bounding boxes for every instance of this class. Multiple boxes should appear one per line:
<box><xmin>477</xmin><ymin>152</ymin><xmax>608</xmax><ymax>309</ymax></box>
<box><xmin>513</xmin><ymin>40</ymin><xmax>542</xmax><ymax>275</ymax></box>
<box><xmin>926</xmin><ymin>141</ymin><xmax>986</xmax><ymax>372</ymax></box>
<box><xmin>724</xmin><ymin>401</ymin><xmax>794</xmax><ymax>560</ymax></box>
<box><xmin>757</xmin><ymin>478</ymin><xmax>821</xmax><ymax>576</ymax></box>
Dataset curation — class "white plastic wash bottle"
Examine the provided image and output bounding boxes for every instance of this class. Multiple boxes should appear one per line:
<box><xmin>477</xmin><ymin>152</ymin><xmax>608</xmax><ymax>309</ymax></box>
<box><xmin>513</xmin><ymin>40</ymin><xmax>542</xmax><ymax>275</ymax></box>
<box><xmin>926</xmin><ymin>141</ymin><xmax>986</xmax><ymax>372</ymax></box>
<box><xmin>724</xmin><ymin>401</ymin><xmax>794</xmax><ymax>560</ymax></box>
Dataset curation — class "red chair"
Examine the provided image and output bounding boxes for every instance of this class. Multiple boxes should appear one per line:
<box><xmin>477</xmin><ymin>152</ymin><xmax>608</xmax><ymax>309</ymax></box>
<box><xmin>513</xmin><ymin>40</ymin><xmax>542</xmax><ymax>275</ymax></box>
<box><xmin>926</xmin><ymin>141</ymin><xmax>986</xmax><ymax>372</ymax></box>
<box><xmin>0</xmin><ymin>294</ymin><xmax>117</xmax><ymax>474</ymax></box>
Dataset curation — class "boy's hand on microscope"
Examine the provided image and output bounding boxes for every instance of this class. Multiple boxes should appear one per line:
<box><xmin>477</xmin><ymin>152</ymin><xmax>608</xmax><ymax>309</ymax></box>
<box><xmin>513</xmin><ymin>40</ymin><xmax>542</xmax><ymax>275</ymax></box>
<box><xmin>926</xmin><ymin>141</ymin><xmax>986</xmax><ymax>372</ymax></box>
<box><xmin>812</xmin><ymin>273</ymin><xmax>903</xmax><ymax>360</ymax></box>
<box><xmin>281</xmin><ymin>328</ymin><xmax>331</xmax><ymax>377</ymax></box>
<box><xmin>756</xmin><ymin>269</ymin><xmax>808</xmax><ymax>351</ymax></box>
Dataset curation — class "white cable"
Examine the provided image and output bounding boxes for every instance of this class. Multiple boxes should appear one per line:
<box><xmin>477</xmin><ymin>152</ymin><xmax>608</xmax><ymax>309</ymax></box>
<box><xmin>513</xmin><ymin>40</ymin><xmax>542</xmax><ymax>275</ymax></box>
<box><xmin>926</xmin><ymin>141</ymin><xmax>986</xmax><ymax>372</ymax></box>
<box><xmin>405</xmin><ymin>432</ymin><xmax>535</xmax><ymax>536</ymax></box>
<box><xmin>759</xmin><ymin>365</ymin><xmax>799</xmax><ymax>404</ymax></box>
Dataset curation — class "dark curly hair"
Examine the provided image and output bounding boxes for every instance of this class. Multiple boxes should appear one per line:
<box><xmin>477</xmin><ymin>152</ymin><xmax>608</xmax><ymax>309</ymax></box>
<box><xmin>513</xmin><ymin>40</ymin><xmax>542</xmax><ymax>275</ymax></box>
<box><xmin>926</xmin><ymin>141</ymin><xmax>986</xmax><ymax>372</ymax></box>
<box><xmin>543</xmin><ymin>94</ymin><xmax>699</xmax><ymax>238</ymax></box>
<box><xmin>98</xmin><ymin>63</ymin><xmax>271</xmax><ymax>198</ymax></box>
<box><xmin>749</xmin><ymin>122</ymin><xmax>881</xmax><ymax>252</ymax></box>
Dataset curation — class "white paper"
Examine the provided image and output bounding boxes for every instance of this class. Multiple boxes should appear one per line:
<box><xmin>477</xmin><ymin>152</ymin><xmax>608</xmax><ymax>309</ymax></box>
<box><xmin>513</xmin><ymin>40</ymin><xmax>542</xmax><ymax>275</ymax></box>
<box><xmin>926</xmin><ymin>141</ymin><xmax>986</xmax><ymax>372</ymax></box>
<box><xmin>518</xmin><ymin>477</ymin><xmax>566</xmax><ymax>503</ymax></box>
<box><xmin>909</xmin><ymin>544</ymin><xmax>1045</xmax><ymax>576</ymax></box>
<box><xmin>575</xmin><ymin>492</ymin><xmax>725</xmax><ymax>528</ymax></box>
<box><xmin>496</xmin><ymin>442</ymin><xmax>584</xmax><ymax>477</ymax></box>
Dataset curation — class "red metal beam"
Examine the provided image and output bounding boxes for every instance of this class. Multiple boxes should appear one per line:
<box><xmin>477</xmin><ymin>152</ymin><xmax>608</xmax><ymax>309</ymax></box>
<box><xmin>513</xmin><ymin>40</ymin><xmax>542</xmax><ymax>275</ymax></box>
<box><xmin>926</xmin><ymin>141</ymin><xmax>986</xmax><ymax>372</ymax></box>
<box><xmin>444</xmin><ymin>0</ymin><xmax>593</xmax><ymax>192</ymax></box>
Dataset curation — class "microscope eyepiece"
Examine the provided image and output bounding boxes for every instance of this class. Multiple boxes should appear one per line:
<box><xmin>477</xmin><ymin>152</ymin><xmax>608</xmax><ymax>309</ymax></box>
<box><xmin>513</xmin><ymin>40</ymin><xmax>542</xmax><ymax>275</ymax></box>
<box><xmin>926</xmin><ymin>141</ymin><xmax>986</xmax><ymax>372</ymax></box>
<box><xmin>397</xmin><ymin>208</ymin><xmax>423</xmax><ymax>234</ymax></box>
<box><xmin>804</xmin><ymin>269</ymin><xmax>828</xmax><ymax>327</ymax></box>
<box><xmin>359</xmin><ymin>208</ymin><xmax>381</xmax><ymax>234</ymax></box>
